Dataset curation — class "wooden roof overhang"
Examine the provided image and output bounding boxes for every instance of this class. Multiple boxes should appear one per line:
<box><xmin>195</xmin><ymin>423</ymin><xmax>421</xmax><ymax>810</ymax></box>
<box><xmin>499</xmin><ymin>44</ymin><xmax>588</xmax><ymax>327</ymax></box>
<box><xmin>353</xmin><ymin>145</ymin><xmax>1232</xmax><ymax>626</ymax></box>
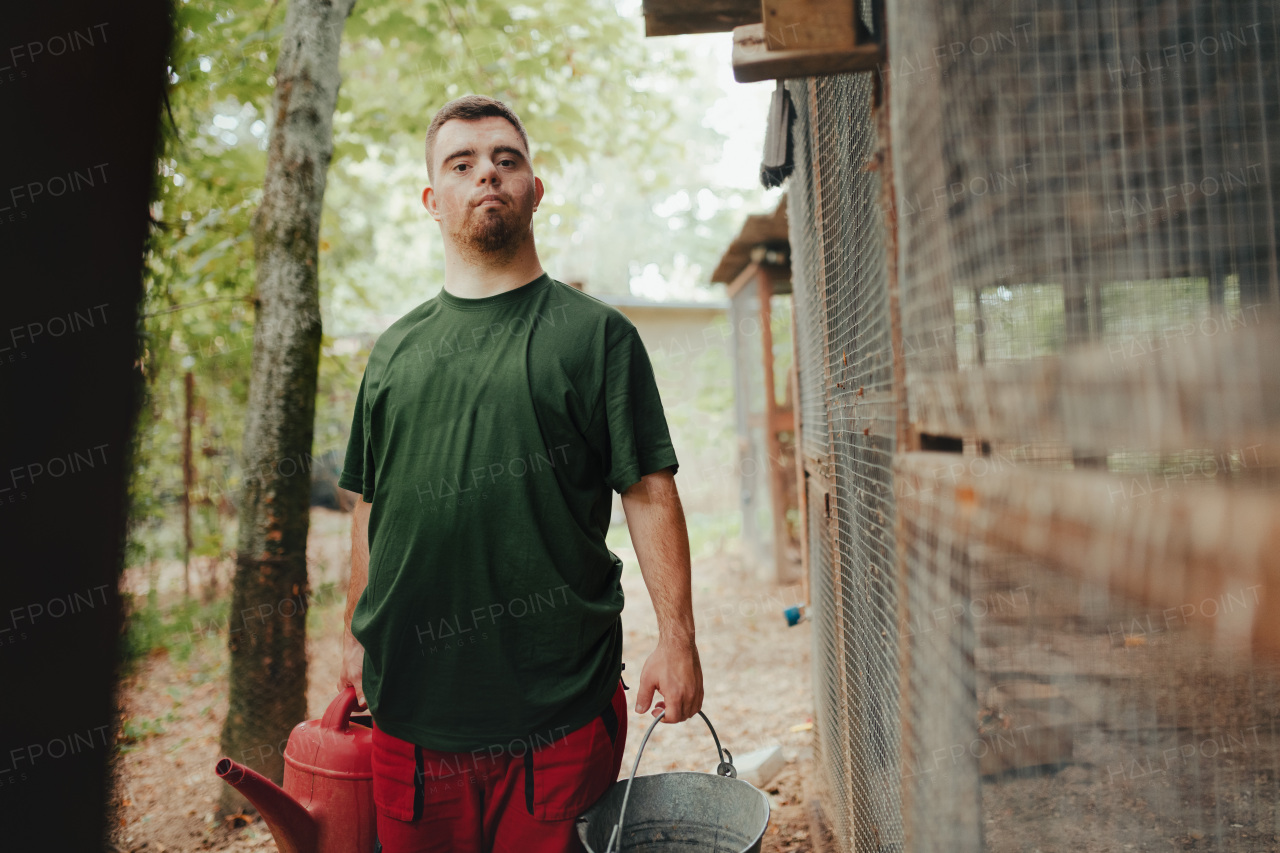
<box><xmin>643</xmin><ymin>0</ymin><xmax>883</xmax><ymax>82</ymax></box>
<box><xmin>712</xmin><ymin>196</ymin><xmax>791</xmax><ymax>294</ymax></box>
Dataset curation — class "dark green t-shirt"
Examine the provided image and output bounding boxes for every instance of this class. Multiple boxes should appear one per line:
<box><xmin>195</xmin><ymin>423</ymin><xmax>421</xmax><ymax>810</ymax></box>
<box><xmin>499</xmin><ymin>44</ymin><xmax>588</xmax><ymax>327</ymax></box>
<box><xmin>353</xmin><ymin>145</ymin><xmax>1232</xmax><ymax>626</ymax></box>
<box><xmin>338</xmin><ymin>272</ymin><xmax>678</xmax><ymax>752</ymax></box>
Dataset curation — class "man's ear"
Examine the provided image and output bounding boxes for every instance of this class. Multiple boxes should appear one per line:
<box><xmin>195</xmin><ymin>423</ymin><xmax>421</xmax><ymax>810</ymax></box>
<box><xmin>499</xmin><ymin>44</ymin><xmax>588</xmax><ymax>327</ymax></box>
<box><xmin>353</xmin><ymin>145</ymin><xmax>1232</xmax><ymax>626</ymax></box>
<box><xmin>423</xmin><ymin>185</ymin><xmax>440</xmax><ymax>221</ymax></box>
<box><xmin>533</xmin><ymin>176</ymin><xmax>544</xmax><ymax>213</ymax></box>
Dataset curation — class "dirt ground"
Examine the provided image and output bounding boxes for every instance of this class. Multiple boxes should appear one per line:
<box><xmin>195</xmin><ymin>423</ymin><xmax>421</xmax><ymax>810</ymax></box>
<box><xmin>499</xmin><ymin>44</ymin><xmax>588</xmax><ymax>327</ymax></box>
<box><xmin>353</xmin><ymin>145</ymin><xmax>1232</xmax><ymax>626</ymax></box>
<box><xmin>107</xmin><ymin>507</ymin><xmax>818</xmax><ymax>852</ymax></box>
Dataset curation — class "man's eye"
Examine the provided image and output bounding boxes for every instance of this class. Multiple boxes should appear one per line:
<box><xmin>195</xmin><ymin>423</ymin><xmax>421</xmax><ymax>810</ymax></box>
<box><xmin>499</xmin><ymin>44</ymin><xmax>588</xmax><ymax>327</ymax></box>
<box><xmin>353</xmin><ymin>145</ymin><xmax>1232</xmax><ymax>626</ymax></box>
<box><xmin>454</xmin><ymin>163</ymin><xmax>469</xmax><ymax>172</ymax></box>
<box><xmin>500</xmin><ymin>159</ymin><xmax>515</xmax><ymax>167</ymax></box>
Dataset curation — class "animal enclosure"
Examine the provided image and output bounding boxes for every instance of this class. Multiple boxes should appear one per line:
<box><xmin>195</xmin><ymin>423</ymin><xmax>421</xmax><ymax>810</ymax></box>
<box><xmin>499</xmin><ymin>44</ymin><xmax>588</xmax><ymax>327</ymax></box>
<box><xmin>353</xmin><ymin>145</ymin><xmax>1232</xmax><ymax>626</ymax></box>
<box><xmin>783</xmin><ymin>1</ymin><xmax>1280</xmax><ymax>851</ymax></box>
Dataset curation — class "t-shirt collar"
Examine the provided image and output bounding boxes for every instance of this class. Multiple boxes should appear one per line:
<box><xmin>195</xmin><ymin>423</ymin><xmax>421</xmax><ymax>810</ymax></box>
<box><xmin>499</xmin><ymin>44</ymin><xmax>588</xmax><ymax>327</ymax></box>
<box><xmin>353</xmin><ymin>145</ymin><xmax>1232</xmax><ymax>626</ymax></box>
<box><xmin>436</xmin><ymin>272</ymin><xmax>552</xmax><ymax>312</ymax></box>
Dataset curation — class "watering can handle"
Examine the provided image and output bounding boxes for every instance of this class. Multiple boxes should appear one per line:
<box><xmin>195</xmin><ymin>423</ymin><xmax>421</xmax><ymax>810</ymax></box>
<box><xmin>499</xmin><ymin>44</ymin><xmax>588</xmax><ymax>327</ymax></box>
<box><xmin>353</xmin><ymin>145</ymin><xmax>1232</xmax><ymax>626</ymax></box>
<box><xmin>602</xmin><ymin>709</ymin><xmax>736</xmax><ymax>853</ymax></box>
<box><xmin>320</xmin><ymin>685</ymin><xmax>364</xmax><ymax>732</ymax></box>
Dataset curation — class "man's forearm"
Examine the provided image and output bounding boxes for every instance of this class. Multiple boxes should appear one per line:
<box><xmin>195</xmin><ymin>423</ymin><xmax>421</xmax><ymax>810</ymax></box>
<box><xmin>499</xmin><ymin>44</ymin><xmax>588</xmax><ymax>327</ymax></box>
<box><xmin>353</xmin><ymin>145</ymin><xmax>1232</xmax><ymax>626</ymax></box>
<box><xmin>345</xmin><ymin>495</ymin><xmax>372</xmax><ymax>637</ymax></box>
<box><xmin>620</xmin><ymin>468</ymin><xmax>695</xmax><ymax>643</ymax></box>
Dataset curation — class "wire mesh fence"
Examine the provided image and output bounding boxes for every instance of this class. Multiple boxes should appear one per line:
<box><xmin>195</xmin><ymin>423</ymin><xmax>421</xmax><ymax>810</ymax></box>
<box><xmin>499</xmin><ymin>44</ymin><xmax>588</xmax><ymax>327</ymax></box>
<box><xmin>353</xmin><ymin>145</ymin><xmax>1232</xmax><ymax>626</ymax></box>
<box><xmin>786</xmin><ymin>1</ymin><xmax>1280</xmax><ymax>850</ymax></box>
<box><xmin>790</xmin><ymin>67</ymin><xmax>907</xmax><ymax>852</ymax></box>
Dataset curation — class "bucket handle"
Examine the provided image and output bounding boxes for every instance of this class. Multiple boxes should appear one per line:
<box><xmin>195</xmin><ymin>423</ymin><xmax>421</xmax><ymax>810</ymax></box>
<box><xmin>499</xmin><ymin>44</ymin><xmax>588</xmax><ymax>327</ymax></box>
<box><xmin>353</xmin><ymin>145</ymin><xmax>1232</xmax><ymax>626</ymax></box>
<box><xmin>602</xmin><ymin>708</ymin><xmax>736</xmax><ymax>853</ymax></box>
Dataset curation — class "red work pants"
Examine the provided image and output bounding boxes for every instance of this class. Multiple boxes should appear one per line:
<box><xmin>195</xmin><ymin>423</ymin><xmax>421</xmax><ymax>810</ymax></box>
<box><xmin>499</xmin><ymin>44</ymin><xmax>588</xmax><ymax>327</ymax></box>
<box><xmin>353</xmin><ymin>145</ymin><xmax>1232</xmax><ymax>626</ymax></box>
<box><xmin>371</xmin><ymin>679</ymin><xmax>628</xmax><ymax>853</ymax></box>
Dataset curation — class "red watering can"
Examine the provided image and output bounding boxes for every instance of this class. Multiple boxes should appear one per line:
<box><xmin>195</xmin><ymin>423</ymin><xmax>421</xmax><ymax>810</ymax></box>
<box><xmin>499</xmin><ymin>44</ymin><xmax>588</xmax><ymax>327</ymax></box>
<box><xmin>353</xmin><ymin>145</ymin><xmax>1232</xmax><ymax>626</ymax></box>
<box><xmin>215</xmin><ymin>686</ymin><xmax>376</xmax><ymax>853</ymax></box>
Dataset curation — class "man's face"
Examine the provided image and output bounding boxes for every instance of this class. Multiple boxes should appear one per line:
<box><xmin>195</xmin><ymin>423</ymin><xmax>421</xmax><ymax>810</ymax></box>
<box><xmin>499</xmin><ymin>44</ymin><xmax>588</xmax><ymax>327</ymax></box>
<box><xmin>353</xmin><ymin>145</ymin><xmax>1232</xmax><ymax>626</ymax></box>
<box><xmin>423</xmin><ymin>116</ymin><xmax>543</xmax><ymax>258</ymax></box>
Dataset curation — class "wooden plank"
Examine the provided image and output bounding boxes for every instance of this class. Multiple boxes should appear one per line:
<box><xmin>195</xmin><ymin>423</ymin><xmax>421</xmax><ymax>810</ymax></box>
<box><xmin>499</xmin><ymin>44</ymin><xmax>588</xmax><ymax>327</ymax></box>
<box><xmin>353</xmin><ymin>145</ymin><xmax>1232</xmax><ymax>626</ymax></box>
<box><xmin>783</xmin><ymin>235</ymin><xmax>807</xmax><ymax>603</ymax></box>
<box><xmin>881</xmin><ymin>69</ymin><xmax>910</xmax><ymax>453</ymax></box>
<box><xmin>771</xmin><ymin>407</ymin><xmax>795</xmax><ymax>433</ymax></box>
<box><xmin>732</xmin><ymin>23</ymin><xmax>881</xmax><ymax>83</ymax></box>
<box><xmin>759</xmin><ymin>265</ymin><xmax>793</xmax><ymax>583</ymax></box>
<box><xmin>762</xmin><ymin>0</ymin><xmax>855</xmax><ymax>52</ymax></box>
<box><xmin>908</xmin><ymin>321</ymin><xmax>1280</xmax><ymax>452</ymax></box>
<box><xmin>803</xmin><ymin>451</ymin><xmax>831</xmax><ymax>495</ymax></box>
<box><xmin>791</xmin><ymin>350</ymin><xmax>811</xmax><ymax>606</ymax></box>
<box><xmin>893</xmin><ymin>451</ymin><xmax>1280</xmax><ymax>661</ymax></box>
<box><xmin>642</xmin><ymin>0</ymin><xmax>760</xmax><ymax>36</ymax></box>
<box><xmin>877</xmin><ymin>58</ymin><xmax>922</xmax><ymax>853</ymax></box>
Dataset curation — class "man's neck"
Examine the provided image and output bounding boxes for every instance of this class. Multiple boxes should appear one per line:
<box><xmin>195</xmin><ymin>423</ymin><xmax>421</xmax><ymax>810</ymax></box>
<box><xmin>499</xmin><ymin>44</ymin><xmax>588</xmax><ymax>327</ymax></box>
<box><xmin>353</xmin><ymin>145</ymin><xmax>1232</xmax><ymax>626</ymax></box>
<box><xmin>441</xmin><ymin>233</ymin><xmax>545</xmax><ymax>299</ymax></box>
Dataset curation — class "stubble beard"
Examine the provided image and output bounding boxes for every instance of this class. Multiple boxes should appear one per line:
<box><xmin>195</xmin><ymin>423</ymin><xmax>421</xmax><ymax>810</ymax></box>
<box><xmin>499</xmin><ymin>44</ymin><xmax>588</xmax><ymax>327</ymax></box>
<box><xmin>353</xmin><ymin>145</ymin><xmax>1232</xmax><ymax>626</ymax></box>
<box><xmin>455</xmin><ymin>194</ymin><xmax>530</xmax><ymax>262</ymax></box>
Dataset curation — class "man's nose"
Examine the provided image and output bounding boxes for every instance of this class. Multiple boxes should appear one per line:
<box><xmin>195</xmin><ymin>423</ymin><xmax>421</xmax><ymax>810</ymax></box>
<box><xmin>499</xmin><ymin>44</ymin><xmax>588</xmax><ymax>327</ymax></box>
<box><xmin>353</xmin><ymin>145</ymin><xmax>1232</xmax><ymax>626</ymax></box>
<box><xmin>475</xmin><ymin>158</ymin><xmax>500</xmax><ymax>184</ymax></box>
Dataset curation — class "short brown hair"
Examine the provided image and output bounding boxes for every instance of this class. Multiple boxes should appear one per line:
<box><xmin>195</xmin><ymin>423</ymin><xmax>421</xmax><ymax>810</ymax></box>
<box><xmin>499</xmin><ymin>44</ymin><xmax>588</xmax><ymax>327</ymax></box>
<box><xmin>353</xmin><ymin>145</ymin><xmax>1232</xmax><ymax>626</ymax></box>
<box><xmin>424</xmin><ymin>95</ymin><xmax>531</xmax><ymax>183</ymax></box>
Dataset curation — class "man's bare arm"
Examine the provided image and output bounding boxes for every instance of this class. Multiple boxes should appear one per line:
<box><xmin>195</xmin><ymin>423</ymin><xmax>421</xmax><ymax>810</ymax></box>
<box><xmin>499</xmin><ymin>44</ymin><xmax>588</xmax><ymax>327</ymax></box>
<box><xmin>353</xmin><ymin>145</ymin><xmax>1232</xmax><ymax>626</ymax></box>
<box><xmin>339</xmin><ymin>492</ymin><xmax>371</xmax><ymax>706</ymax></box>
<box><xmin>620</xmin><ymin>467</ymin><xmax>703</xmax><ymax>723</ymax></box>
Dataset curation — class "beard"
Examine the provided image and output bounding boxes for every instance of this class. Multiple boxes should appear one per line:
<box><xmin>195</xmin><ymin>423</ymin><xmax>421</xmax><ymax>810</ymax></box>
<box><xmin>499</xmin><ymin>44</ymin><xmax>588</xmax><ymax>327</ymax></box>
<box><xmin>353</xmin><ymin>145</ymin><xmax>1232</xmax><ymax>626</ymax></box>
<box><xmin>456</xmin><ymin>194</ymin><xmax>529</xmax><ymax>259</ymax></box>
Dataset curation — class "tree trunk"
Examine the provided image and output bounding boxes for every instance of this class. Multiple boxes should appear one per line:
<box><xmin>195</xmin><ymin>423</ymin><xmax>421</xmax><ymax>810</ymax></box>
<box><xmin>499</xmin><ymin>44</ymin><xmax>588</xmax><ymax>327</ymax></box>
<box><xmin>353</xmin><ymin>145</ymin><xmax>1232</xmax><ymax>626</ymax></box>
<box><xmin>219</xmin><ymin>0</ymin><xmax>357</xmax><ymax>814</ymax></box>
<box><xmin>183</xmin><ymin>369</ymin><xmax>194</xmax><ymax>598</ymax></box>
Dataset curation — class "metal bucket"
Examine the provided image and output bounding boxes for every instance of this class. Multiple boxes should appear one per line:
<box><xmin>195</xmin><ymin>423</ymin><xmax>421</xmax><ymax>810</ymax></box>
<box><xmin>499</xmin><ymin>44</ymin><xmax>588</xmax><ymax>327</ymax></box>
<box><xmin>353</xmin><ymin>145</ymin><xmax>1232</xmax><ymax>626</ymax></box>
<box><xmin>576</xmin><ymin>709</ymin><xmax>771</xmax><ymax>853</ymax></box>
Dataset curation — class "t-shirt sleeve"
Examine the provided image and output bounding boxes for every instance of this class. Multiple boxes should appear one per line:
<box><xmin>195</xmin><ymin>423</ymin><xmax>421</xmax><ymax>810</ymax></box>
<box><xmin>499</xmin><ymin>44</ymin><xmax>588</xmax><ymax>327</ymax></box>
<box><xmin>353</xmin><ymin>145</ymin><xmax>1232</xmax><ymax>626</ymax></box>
<box><xmin>600</xmin><ymin>327</ymin><xmax>680</xmax><ymax>494</ymax></box>
<box><xmin>337</xmin><ymin>370</ymin><xmax>374</xmax><ymax>502</ymax></box>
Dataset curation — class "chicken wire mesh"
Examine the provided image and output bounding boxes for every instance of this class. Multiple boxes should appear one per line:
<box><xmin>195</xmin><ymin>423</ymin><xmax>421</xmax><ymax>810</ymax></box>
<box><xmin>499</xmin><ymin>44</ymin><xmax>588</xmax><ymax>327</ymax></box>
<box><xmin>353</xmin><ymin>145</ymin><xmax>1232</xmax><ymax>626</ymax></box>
<box><xmin>788</xmin><ymin>80</ymin><xmax>830</xmax><ymax>464</ymax></box>
<box><xmin>891</xmin><ymin>0</ymin><xmax>1280</xmax><ymax>385</ymax></box>
<box><xmin>789</xmin><ymin>70</ymin><xmax>905</xmax><ymax>851</ymax></box>
<box><xmin>785</xmin><ymin>0</ymin><xmax>1280</xmax><ymax>851</ymax></box>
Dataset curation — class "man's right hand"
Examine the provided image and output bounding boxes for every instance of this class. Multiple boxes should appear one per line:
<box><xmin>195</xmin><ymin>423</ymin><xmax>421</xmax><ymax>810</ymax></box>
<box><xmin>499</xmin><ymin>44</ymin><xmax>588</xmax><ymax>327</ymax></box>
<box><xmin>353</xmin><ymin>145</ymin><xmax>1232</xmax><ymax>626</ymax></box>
<box><xmin>339</xmin><ymin>630</ymin><xmax>367</xmax><ymax>709</ymax></box>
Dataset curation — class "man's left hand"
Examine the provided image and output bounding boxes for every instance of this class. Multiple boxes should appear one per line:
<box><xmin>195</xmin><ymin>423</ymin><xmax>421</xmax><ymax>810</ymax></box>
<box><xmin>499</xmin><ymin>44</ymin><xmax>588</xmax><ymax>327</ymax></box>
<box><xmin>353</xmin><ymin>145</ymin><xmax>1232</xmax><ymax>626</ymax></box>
<box><xmin>634</xmin><ymin>634</ymin><xmax>704</xmax><ymax>723</ymax></box>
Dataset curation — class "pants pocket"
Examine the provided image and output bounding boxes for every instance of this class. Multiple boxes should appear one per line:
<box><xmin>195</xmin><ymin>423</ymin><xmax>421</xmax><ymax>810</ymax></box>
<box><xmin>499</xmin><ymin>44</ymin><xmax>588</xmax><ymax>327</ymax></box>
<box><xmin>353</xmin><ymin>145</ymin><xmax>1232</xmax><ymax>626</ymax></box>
<box><xmin>526</xmin><ymin>681</ymin><xmax>627</xmax><ymax>822</ymax></box>
<box><xmin>371</xmin><ymin>723</ymin><xmax>421</xmax><ymax>821</ymax></box>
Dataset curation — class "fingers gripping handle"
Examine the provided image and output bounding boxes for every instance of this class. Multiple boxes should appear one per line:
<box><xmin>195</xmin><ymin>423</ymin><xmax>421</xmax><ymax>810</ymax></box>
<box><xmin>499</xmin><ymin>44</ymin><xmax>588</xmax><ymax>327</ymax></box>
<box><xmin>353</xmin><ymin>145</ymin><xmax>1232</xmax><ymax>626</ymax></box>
<box><xmin>321</xmin><ymin>685</ymin><xmax>362</xmax><ymax>732</ymax></box>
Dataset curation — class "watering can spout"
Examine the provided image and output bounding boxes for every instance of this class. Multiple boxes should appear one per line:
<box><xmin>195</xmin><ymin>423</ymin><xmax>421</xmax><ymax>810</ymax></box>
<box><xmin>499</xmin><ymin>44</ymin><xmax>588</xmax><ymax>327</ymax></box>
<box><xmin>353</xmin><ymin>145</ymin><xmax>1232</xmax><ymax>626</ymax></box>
<box><xmin>215</xmin><ymin>758</ymin><xmax>320</xmax><ymax>853</ymax></box>
<box><xmin>214</xmin><ymin>688</ymin><xmax>376</xmax><ymax>852</ymax></box>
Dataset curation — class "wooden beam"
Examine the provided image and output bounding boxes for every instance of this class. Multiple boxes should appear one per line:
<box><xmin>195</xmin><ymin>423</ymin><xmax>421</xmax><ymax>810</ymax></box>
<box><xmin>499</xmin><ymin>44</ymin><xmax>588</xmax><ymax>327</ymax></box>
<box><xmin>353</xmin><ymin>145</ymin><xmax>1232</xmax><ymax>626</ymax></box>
<box><xmin>803</xmin><ymin>451</ymin><xmax>831</xmax><ymax>496</ymax></box>
<box><xmin>771</xmin><ymin>407</ymin><xmax>795</xmax><ymax>433</ymax></box>
<box><xmin>643</xmin><ymin>0</ymin><xmax>760</xmax><ymax>36</ymax></box>
<box><xmin>877</xmin><ymin>59</ymin><xmax>920</xmax><ymax>850</ymax></box>
<box><xmin>732</xmin><ymin>23</ymin><xmax>881</xmax><ymax>83</ymax></box>
<box><xmin>881</xmin><ymin>69</ymin><xmax>910</xmax><ymax>455</ymax></box>
<box><xmin>759</xmin><ymin>265</ymin><xmax>794</xmax><ymax>583</ymax></box>
<box><xmin>762</xmin><ymin>0</ymin><xmax>855</xmax><ymax>52</ymax></box>
<box><xmin>893</xmin><ymin>451</ymin><xmax>1280</xmax><ymax>660</ymax></box>
<box><xmin>790</xmin><ymin>290</ymin><xmax>811</xmax><ymax>606</ymax></box>
<box><xmin>908</xmin><ymin>321</ymin><xmax>1280</xmax><ymax>453</ymax></box>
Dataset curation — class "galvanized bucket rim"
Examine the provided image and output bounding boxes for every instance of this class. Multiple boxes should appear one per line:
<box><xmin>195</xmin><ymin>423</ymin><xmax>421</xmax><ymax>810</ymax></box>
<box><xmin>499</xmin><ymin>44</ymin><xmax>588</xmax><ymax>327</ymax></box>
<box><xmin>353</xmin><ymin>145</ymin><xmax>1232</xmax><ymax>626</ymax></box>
<box><xmin>579</xmin><ymin>773</ymin><xmax>771</xmax><ymax>853</ymax></box>
<box><xmin>578</xmin><ymin>708</ymin><xmax>771</xmax><ymax>853</ymax></box>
